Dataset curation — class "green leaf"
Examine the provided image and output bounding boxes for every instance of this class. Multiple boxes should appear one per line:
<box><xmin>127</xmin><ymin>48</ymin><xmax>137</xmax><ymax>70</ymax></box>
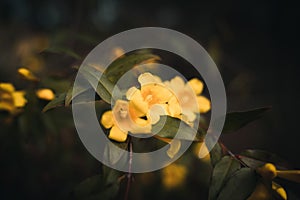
<box><xmin>45</xmin><ymin>46</ymin><xmax>81</xmax><ymax>60</ymax></box>
<box><xmin>65</xmin><ymin>84</ymin><xmax>91</xmax><ymax>106</ymax></box>
<box><xmin>209</xmin><ymin>142</ymin><xmax>224</xmax><ymax>167</ymax></box>
<box><xmin>105</xmin><ymin>51</ymin><xmax>161</xmax><ymax>84</ymax></box>
<box><xmin>221</xmin><ymin>107</ymin><xmax>271</xmax><ymax>133</ymax></box>
<box><xmin>239</xmin><ymin>149</ymin><xmax>290</xmax><ymax>170</ymax></box>
<box><xmin>42</xmin><ymin>93</ymin><xmax>66</xmax><ymax>112</ymax></box>
<box><xmin>71</xmin><ymin>173</ymin><xmax>120</xmax><ymax>200</ymax></box>
<box><xmin>153</xmin><ymin>116</ymin><xmax>203</xmax><ymax>141</ymax></box>
<box><xmin>209</xmin><ymin>156</ymin><xmax>241</xmax><ymax>200</ymax></box>
<box><xmin>80</xmin><ymin>65</ymin><xmax>121</xmax><ymax>104</ymax></box>
<box><xmin>216</xmin><ymin>168</ymin><xmax>257</xmax><ymax>200</ymax></box>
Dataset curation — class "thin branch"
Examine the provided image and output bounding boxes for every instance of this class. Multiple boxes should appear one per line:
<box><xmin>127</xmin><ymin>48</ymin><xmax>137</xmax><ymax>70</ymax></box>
<box><xmin>219</xmin><ymin>142</ymin><xmax>250</xmax><ymax>168</ymax></box>
<box><xmin>124</xmin><ymin>137</ymin><xmax>133</xmax><ymax>200</ymax></box>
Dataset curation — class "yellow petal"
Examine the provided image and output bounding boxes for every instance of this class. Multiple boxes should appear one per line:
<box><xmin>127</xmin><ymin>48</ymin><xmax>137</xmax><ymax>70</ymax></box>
<box><xmin>0</xmin><ymin>102</ymin><xmax>15</xmax><ymax>113</ymax></box>
<box><xmin>0</xmin><ymin>83</ymin><xmax>15</xmax><ymax>92</ymax></box>
<box><xmin>167</xmin><ymin>96</ymin><xmax>181</xmax><ymax>117</ymax></box>
<box><xmin>138</xmin><ymin>72</ymin><xmax>162</xmax><ymax>86</ymax></box>
<box><xmin>182</xmin><ymin>110</ymin><xmax>196</xmax><ymax>123</ymax></box>
<box><xmin>194</xmin><ymin>142</ymin><xmax>210</xmax><ymax>160</ymax></box>
<box><xmin>149</xmin><ymin>104</ymin><xmax>167</xmax><ymax>124</ymax></box>
<box><xmin>167</xmin><ymin>139</ymin><xmax>181</xmax><ymax>158</ymax></box>
<box><xmin>36</xmin><ymin>88</ymin><xmax>55</xmax><ymax>100</ymax></box>
<box><xmin>101</xmin><ymin>110</ymin><xmax>114</xmax><ymax>129</ymax></box>
<box><xmin>272</xmin><ymin>182</ymin><xmax>287</xmax><ymax>200</ymax></box>
<box><xmin>12</xmin><ymin>91</ymin><xmax>27</xmax><ymax>107</ymax></box>
<box><xmin>140</xmin><ymin>84</ymin><xmax>174</xmax><ymax>105</ymax></box>
<box><xmin>127</xmin><ymin>88</ymin><xmax>148</xmax><ymax>116</ymax></box>
<box><xmin>188</xmin><ymin>78</ymin><xmax>203</xmax><ymax>95</ymax></box>
<box><xmin>112</xmin><ymin>47</ymin><xmax>125</xmax><ymax>58</ymax></box>
<box><xmin>108</xmin><ymin>125</ymin><xmax>127</xmax><ymax>142</ymax></box>
<box><xmin>197</xmin><ymin>96</ymin><xmax>211</xmax><ymax>113</ymax></box>
<box><xmin>18</xmin><ymin>68</ymin><xmax>39</xmax><ymax>81</ymax></box>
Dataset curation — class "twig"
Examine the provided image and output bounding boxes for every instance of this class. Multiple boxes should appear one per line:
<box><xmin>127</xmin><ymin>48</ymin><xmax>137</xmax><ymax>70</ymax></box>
<box><xmin>124</xmin><ymin>137</ymin><xmax>133</xmax><ymax>200</ymax></box>
<box><xmin>219</xmin><ymin>142</ymin><xmax>250</xmax><ymax>168</ymax></box>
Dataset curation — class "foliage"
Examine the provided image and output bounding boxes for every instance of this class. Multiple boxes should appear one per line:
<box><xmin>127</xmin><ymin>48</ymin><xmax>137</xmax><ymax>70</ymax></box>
<box><xmin>1</xmin><ymin>44</ymin><xmax>299</xmax><ymax>200</ymax></box>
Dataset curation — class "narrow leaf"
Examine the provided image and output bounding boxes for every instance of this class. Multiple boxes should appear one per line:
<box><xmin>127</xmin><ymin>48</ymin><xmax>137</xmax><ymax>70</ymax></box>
<box><xmin>42</xmin><ymin>93</ymin><xmax>66</xmax><ymax>112</ymax></box>
<box><xmin>209</xmin><ymin>156</ymin><xmax>241</xmax><ymax>200</ymax></box>
<box><xmin>80</xmin><ymin>65</ymin><xmax>121</xmax><ymax>104</ymax></box>
<box><xmin>240</xmin><ymin>149</ymin><xmax>290</xmax><ymax>169</ymax></box>
<box><xmin>221</xmin><ymin>107</ymin><xmax>271</xmax><ymax>133</ymax></box>
<box><xmin>105</xmin><ymin>51</ymin><xmax>161</xmax><ymax>84</ymax></box>
<box><xmin>216</xmin><ymin>168</ymin><xmax>257</xmax><ymax>200</ymax></box>
<box><xmin>45</xmin><ymin>46</ymin><xmax>81</xmax><ymax>60</ymax></box>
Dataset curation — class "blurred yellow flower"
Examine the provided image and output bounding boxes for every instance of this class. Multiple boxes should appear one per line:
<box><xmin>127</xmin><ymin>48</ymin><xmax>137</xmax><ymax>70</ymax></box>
<box><xmin>0</xmin><ymin>83</ymin><xmax>27</xmax><ymax>113</ymax></box>
<box><xmin>193</xmin><ymin>142</ymin><xmax>210</xmax><ymax>161</ymax></box>
<box><xmin>162</xmin><ymin>163</ymin><xmax>187</xmax><ymax>189</ymax></box>
<box><xmin>18</xmin><ymin>68</ymin><xmax>39</xmax><ymax>81</ymax></box>
<box><xmin>36</xmin><ymin>89</ymin><xmax>55</xmax><ymax>101</ymax></box>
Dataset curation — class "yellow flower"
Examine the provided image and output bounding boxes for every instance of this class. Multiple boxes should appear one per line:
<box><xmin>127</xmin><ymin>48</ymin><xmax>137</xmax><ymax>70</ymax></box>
<box><xmin>126</xmin><ymin>73</ymin><xmax>180</xmax><ymax>123</ymax></box>
<box><xmin>164</xmin><ymin>76</ymin><xmax>211</xmax><ymax>124</ymax></box>
<box><xmin>36</xmin><ymin>88</ymin><xmax>55</xmax><ymax>101</ymax></box>
<box><xmin>18</xmin><ymin>68</ymin><xmax>39</xmax><ymax>81</ymax></box>
<box><xmin>162</xmin><ymin>163</ymin><xmax>187</xmax><ymax>189</ymax></box>
<box><xmin>0</xmin><ymin>83</ymin><xmax>27</xmax><ymax>113</ymax></box>
<box><xmin>101</xmin><ymin>100</ymin><xmax>152</xmax><ymax>142</ymax></box>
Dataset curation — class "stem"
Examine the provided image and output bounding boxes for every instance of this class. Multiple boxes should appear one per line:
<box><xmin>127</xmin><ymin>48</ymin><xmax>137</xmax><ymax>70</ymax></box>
<box><xmin>124</xmin><ymin>137</ymin><xmax>133</xmax><ymax>200</ymax></box>
<box><xmin>219</xmin><ymin>142</ymin><xmax>249</xmax><ymax>168</ymax></box>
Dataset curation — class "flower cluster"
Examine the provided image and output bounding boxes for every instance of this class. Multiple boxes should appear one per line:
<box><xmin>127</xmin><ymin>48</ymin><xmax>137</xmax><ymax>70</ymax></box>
<box><xmin>0</xmin><ymin>83</ymin><xmax>27</xmax><ymax>114</ymax></box>
<box><xmin>100</xmin><ymin>72</ymin><xmax>210</xmax><ymax>157</ymax></box>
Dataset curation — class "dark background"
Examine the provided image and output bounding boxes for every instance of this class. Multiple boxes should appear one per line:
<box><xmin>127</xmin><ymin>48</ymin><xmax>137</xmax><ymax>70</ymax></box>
<box><xmin>1</xmin><ymin>0</ymin><xmax>300</xmax><ymax>199</ymax></box>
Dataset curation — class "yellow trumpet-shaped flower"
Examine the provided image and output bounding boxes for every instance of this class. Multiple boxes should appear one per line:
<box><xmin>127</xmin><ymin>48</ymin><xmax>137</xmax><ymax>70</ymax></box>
<box><xmin>0</xmin><ymin>83</ymin><xmax>27</xmax><ymax>114</ymax></box>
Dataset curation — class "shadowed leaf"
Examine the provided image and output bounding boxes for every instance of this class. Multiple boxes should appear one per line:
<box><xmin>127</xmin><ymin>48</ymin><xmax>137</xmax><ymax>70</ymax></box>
<box><xmin>42</xmin><ymin>93</ymin><xmax>66</xmax><ymax>112</ymax></box>
<box><xmin>221</xmin><ymin>107</ymin><xmax>271</xmax><ymax>133</ymax></box>
<box><xmin>240</xmin><ymin>149</ymin><xmax>290</xmax><ymax>170</ymax></box>
<box><xmin>105</xmin><ymin>51</ymin><xmax>161</xmax><ymax>84</ymax></box>
<box><xmin>216</xmin><ymin>168</ymin><xmax>257</xmax><ymax>200</ymax></box>
<box><xmin>209</xmin><ymin>156</ymin><xmax>241</xmax><ymax>200</ymax></box>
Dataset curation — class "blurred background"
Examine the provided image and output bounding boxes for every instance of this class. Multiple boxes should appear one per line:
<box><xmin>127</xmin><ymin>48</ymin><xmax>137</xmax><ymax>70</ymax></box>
<box><xmin>0</xmin><ymin>0</ymin><xmax>300</xmax><ymax>199</ymax></box>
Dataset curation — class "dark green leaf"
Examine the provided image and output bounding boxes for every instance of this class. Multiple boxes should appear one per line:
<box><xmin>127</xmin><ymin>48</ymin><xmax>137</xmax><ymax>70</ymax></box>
<box><xmin>45</xmin><ymin>46</ymin><xmax>81</xmax><ymax>60</ymax></box>
<box><xmin>42</xmin><ymin>93</ymin><xmax>66</xmax><ymax>112</ymax></box>
<box><xmin>221</xmin><ymin>107</ymin><xmax>271</xmax><ymax>133</ymax></box>
<box><xmin>102</xmin><ymin>165</ymin><xmax>122</xmax><ymax>185</ymax></box>
<box><xmin>209</xmin><ymin>156</ymin><xmax>241</xmax><ymax>200</ymax></box>
<box><xmin>209</xmin><ymin>142</ymin><xmax>224</xmax><ymax>167</ymax></box>
<box><xmin>80</xmin><ymin>65</ymin><xmax>121</xmax><ymax>104</ymax></box>
<box><xmin>240</xmin><ymin>149</ymin><xmax>290</xmax><ymax>170</ymax></box>
<box><xmin>71</xmin><ymin>172</ymin><xmax>120</xmax><ymax>200</ymax></box>
<box><xmin>105</xmin><ymin>51</ymin><xmax>161</xmax><ymax>84</ymax></box>
<box><xmin>216</xmin><ymin>168</ymin><xmax>257</xmax><ymax>200</ymax></box>
<box><xmin>153</xmin><ymin>116</ymin><xmax>203</xmax><ymax>141</ymax></box>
